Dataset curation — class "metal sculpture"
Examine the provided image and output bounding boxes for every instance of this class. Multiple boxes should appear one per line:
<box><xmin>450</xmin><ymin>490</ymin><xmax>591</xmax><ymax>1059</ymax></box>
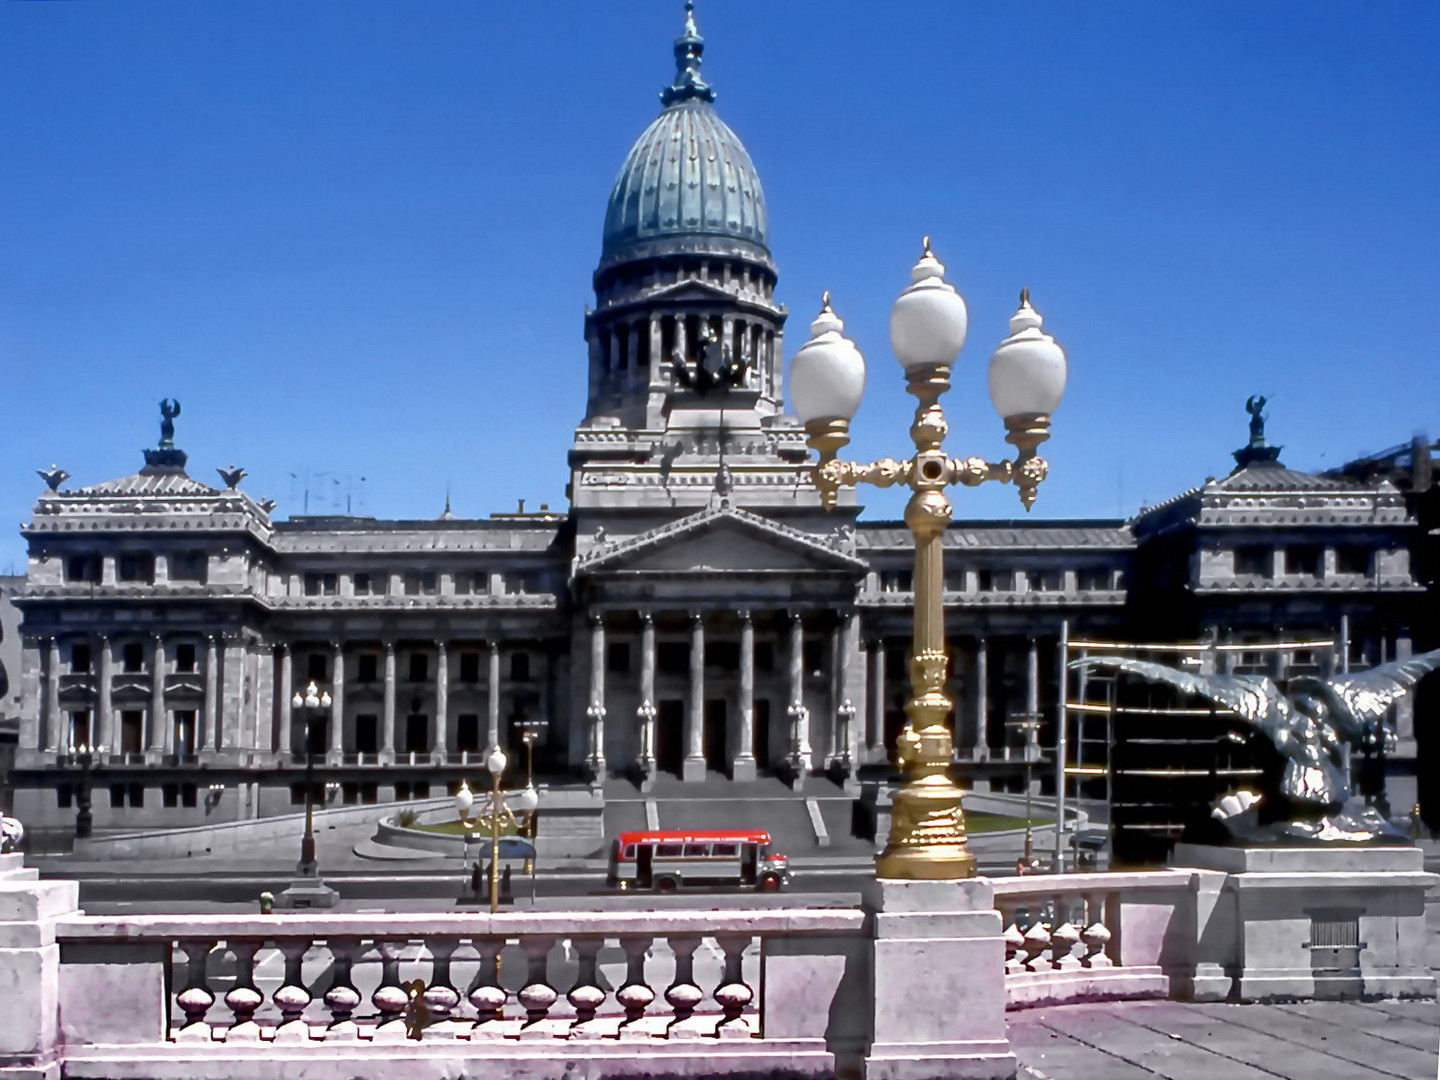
<box><xmin>1071</xmin><ymin>648</ymin><xmax>1440</xmax><ymax>844</ymax></box>
<box><xmin>671</xmin><ymin>325</ymin><xmax>751</xmax><ymax>394</ymax></box>
<box><xmin>158</xmin><ymin>399</ymin><xmax>181</xmax><ymax>448</ymax></box>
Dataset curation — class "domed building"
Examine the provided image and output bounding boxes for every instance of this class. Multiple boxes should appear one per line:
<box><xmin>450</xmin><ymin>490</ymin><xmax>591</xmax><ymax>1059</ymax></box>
<box><xmin>3</xmin><ymin>6</ymin><xmax>1428</xmax><ymax>857</ymax></box>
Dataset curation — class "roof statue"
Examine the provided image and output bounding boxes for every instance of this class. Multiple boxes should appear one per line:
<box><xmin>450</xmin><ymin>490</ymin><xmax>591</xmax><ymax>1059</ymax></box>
<box><xmin>36</xmin><ymin>465</ymin><xmax>69</xmax><ymax>492</ymax></box>
<box><xmin>671</xmin><ymin>324</ymin><xmax>751</xmax><ymax>394</ymax></box>
<box><xmin>1232</xmin><ymin>394</ymin><xmax>1282</xmax><ymax>470</ymax></box>
<box><xmin>1071</xmin><ymin>648</ymin><xmax>1440</xmax><ymax>845</ymax></box>
<box><xmin>0</xmin><ymin>813</ymin><xmax>22</xmax><ymax>855</ymax></box>
<box><xmin>216</xmin><ymin>465</ymin><xmax>246</xmax><ymax>490</ymax></box>
<box><xmin>144</xmin><ymin>399</ymin><xmax>188</xmax><ymax>469</ymax></box>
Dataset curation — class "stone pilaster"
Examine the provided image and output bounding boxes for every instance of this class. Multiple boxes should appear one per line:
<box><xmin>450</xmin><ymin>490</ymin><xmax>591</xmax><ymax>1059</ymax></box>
<box><xmin>868</xmin><ymin>638</ymin><xmax>886</xmax><ymax>754</ymax></box>
<box><xmin>147</xmin><ymin>634</ymin><xmax>166</xmax><ymax>755</ymax></box>
<box><xmin>787</xmin><ymin>612</ymin><xmax>810</xmax><ymax>788</ymax></box>
<box><xmin>587</xmin><ymin>614</ymin><xmax>608</xmax><ymax>780</ymax></box>
<box><xmin>381</xmin><ymin>642</ymin><xmax>396</xmax><ymax>764</ymax></box>
<box><xmin>96</xmin><ymin>635</ymin><xmax>113</xmax><ymax>758</ymax></box>
<box><xmin>329</xmin><ymin>641</ymin><xmax>346</xmax><ymax>765</ymax></box>
<box><xmin>200</xmin><ymin>635</ymin><xmax>217</xmax><ymax>754</ymax></box>
<box><xmin>486</xmin><ymin>640</ymin><xmax>501</xmax><ymax>755</ymax></box>
<box><xmin>432</xmin><ymin>640</ymin><xmax>448</xmax><ymax>765</ymax></box>
<box><xmin>638</xmin><ymin>612</ymin><xmax>657</xmax><ymax>787</ymax></box>
<box><xmin>44</xmin><ymin>638</ymin><xmax>60</xmax><ymax>755</ymax></box>
<box><xmin>973</xmin><ymin>637</ymin><xmax>990</xmax><ymax>762</ymax></box>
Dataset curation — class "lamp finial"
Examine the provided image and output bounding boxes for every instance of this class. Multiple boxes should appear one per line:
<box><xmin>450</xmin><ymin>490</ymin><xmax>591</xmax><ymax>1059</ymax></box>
<box><xmin>1020</xmin><ymin>287</ymin><xmax>1030</xmax><ymax>307</ymax></box>
<box><xmin>821</xmin><ymin>289</ymin><xmax>832</xmax><ymax>311</ymax></box>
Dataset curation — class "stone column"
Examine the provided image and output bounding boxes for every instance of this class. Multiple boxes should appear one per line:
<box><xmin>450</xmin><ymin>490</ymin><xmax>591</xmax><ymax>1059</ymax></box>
<box><xmin>252</xmin><ymin>643</ymin><xmax>275</xmax><ymax>756</ymax></box>
<box><xmin>973</xmin><ymin>637</ymin><xmax>990</xmax><ymax>761</ymax></box>
<box><xmin>787</xmin><ymin>612</ymin><xmax>811</xmax><ymax>786</ymax></box>
<box><xmin>96</xmin><ymin>635</ymin><xmax>113</xmax><ymax>757</ymax></box>
<box><xmin>381</xmin><ymin>642</ymin><xmax>397</xmax><ymax>764</ymax></box>
<box><xmin>638</xmin><ymin>612</ymin><xmax>657</xmax><ymax>784</ymax></box>
<box><xmin>221</xmin><ymin>633</ymin><xmax>244</xmax><ymax>755</ymax></box>
<box><xmin>148</xmin><ymin>634</ymin><xmax>166</xmax><ymax>754</ymax></box>
<box><xmin>276</xmin><ymin>645</ymin><xmax>293</xmax><ymax>757</ymax></box>
<box><xmin>330</xmin><ymin>641</ymin><xmax>346</xmax><ymax>764</ymax></box>
<box><xmin>486</xmin><ymin>640</ymin><xmax>501</xmax><ymax>755</ymax></box>
<box><xmin>733</xmin><ymin>610</ymin><xmax>757</xmax><ymax>781</ymax></box>
<box><xmin>432</xmin><ymin>640</ymin><xmax>448</xmax><ymax>765</ymax></box>
<box><xmin>837</xmin><ymin>610</ymin><xmax>859</xmax><ymax>775</ymax></box>
<box><xmin>868</xmin><ymin>639</ymin><xmax>886</xmax><ymax>754</ymax></box>
<box><xmin>587</xmin><ymin>613</ymin><xmax>608</xmax><ymax>780</ymax></box>
<box><xmin>200</xmin><ymin>635</ymin><xmax>217</xmax><ymax>753</ymax></box>
<box><xmin>683</xmin><ymin>611</ymin><xmax>707</xmax><ymax>782</ymax></box>
<box><xmin>43</xmin><ymin>638</ymin><xmax>60</xmax><ymax>754</ymax></box>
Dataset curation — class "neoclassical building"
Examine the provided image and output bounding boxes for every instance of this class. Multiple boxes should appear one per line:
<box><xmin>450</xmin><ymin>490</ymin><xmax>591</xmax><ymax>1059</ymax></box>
<box><xmin>8</xmin><ymin>8</ymin><xmax>1433</xmax><ymax>836</ymax></box>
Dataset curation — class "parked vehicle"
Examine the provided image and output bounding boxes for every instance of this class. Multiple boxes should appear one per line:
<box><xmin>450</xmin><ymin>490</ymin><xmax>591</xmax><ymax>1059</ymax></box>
<box><xmin>607</xmin><ymin>829</ymin><xmax>791</xmax><ymax>892</ymax></box>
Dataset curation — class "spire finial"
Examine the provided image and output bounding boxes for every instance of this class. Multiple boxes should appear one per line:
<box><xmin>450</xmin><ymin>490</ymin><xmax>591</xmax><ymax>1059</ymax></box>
<box><xmin>1019</xmin><ymin>287</ymin><xmax>1030</xmax><ymax>306</ymax></box>
<box><xmin>922</xmin><ymin>235</ymin><xmax>932</xmax><ymax>257</ymax></box>
<box><xmin>821</xmin><ymin>289</ymin><xmax>832</xmax><ymax>311</ymax></box>
<box><xmin>661</xmin><ymin>1</ymin><xmax>716</xmax><ymax>106</ymax></box>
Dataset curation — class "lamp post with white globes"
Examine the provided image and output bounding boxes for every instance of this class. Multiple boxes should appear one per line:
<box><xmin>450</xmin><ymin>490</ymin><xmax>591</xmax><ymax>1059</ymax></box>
<box><xmin>788</xmin><ymin>239</ymin><xmax>1068</xmax><ymax>880</ymax></box>
<box><xmin>291</xmin><ymin>680</ymin><xmax>332</xmax><ymax>878</ymax></box>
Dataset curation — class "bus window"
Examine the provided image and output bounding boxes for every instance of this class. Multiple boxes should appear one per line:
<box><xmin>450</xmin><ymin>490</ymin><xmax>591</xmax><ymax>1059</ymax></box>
<box><xmin>683</xmin><ymin>843</ymin><xmax>711</xmax><ymax>858</ymax></box>
<box><xmin>712</xmin><ymin>843</ymin><xmax>739</xmax><ymax>857</ymax></box>
<box><xmin>656</xmin><ymin>843</ymin><xmax>683</xmax><ymax>857</ymax></box>
<box><xmin>623</xmin><ymin>844</ymin><xmax>637</xmax><ymax>859</ymax></box>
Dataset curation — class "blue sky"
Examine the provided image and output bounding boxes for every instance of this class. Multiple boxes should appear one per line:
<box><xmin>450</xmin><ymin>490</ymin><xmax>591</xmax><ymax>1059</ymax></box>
<box><xmin>2</xmin><ymin>2</ymin><xmax>1437</xmax><ymax>572</ymax></box>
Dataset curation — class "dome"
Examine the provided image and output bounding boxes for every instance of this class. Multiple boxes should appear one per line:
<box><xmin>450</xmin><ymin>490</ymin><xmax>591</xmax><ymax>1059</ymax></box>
<box><xmin>599</xmin><ymin>4</ymin><xmax>771</xmax><ymax>270</ymax></box>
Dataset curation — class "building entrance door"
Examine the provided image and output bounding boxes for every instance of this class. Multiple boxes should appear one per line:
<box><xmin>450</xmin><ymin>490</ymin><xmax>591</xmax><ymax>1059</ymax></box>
<box><xmin>656</xmin><ymin>700</ymin><xmax>684</xmax><ymax>777</ymax></box>
<box><xmin>754</xmin><ymin>699</ymin><xmax>771</xmax><ymax>771</ymax></box>
<box><xmin>704</xmin><ymin>699</ymin><xmax>727</xmax><ymax>773</ymax></box>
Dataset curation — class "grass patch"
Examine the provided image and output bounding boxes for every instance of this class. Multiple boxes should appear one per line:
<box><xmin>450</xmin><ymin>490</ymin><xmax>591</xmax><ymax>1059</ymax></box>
<box><xmin>965</xmin><ymin>811</ymin><xmax>1049</xmax><ymax>834</ymax></box>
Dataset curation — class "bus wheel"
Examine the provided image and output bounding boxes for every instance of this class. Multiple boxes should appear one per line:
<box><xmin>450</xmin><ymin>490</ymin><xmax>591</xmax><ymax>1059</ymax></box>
<box><xmin>759</xmin><ymin>873</ymin><xmax>781</xmax><ymax>892</ymax></box>
<box><xmin>656</xmin><ymin>877</ymin><xmax>679</xmax><ymax>893</ymax></box>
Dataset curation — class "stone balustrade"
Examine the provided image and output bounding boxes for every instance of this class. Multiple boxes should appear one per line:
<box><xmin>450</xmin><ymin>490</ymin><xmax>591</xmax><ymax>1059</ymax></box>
<box><xmin>993</xmin><ymin>870</ymin><xmax>1195</xmax><ymax>1008</ymax></box>
<box><xmin>52</xmin><ymin>908</ymin><xmax>869</xmax><ymax>1078</ymax></box>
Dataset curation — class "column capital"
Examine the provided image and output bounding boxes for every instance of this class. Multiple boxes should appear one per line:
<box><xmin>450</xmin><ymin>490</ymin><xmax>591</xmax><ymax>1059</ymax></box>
<box><xmin>639</xmin><ymin>610</ymin><xmax>654</xmax><ymax>627</ymax></box>
<box><xmin>588</xmin><ymin>610</ymin><xmax>605</xmax><ymax>627</ymax></box>
<box><xmin>487</xmin><ymin>639</ymin><xmax>500</xmax><ymax>655</ymax></box>
<box><xmin>788</xmin><ymin>609</ymin><xmax>804</xmax><ymax>626</ymax></box>
<box><xmin>383</xmin><ymin>640</ymin><xmax>396</xmax><ymax>655</ymax></box>
<box><xmin>737</xmin><ymin>609</ymin><xmax>752</xmax><ymax>624</ymax></box>
<box><xmin>689</xmin><ymin>610</ymin><xmax>704</xmax><ymax>626</ymax></box>
<box><xmin>434</xmin><ymin>639</ymin><xmax>448</xmax><ymax>653</ymax></box>
<box><xmin>97</xmin><ymin>632</ymin><xmax>111</xmax><ymax>644</ymax></box>
<box><xmin>331</xmin><ymin>639</ymin><xmax>345</xmax><ymax>653</ymax></box>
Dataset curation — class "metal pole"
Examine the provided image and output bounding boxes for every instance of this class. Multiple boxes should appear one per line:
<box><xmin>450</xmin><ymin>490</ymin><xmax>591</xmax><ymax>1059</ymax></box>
<box><xmin>1054</xmin><ymin>619</ymin><xmax>1069</xmax><ymax>873</ymax></box>
<box><xmin>300</xmin><ymin>713</ymin><xmax>317</xmax><ymax>875</ymax></box>
<box><xmin>490</xmin><ymin>771</ymin><xmax>502</xmax><ymax>915</ymax></box>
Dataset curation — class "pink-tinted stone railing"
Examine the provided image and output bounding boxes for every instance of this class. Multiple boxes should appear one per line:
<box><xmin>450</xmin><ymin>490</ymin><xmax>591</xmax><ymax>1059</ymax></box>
<box><xmin>53</xmin><ymin>908</ymin><xmax>868</xmax><ymax>1073</ymax></box>
<box><xmin>993</xmin><ymin>870</ymin><xmax>1196</xmax><ymax>1008</ymax></box>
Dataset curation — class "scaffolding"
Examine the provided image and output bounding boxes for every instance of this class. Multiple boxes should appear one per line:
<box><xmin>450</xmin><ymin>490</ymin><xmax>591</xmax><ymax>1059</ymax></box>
<box><xmin>1054</xmin><ymin>629</ymin><xmax>1339</xmax><ymax>870</ymax></box>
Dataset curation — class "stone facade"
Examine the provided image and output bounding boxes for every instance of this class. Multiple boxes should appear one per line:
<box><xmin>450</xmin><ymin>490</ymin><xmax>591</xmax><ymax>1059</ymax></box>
<box><xmin>5</xmin><ymin>8</ymin><xmax>1433</xmax><ymax>836</ymax></box>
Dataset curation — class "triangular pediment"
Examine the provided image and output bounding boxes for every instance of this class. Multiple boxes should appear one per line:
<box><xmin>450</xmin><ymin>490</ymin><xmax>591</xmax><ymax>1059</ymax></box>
<box><xmin>578</xmin><ymin>506</ymin><xmax>865</xmax><ymax>576</ymax></box>
<box><xmin>646</xmin><ymin>280</ymin><xmax>736</xmax><ymax>305</ymax></box>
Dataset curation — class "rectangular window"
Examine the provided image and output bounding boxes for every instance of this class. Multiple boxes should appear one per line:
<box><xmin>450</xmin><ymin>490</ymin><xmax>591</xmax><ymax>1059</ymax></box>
<box><xmin>175</xmin><ymin>643</ymin><xmax>196</xmax><ymax>673</ymax></box>
<box><xmin>357</xmin><ymin>654</ymin><xmax>378</xmax><ymax>683</ymax></box>
<box><xmin>342</xmin><ymin>781</ymin><xmax>359</xmax><ymax>805</ymax></box>
<box><xmin>162</xmin><ymin>784</ymin><xmax>179</xmax><ymax>808</ymax></box>
<box><xmin>355</xmin><ymin>714</ymin><xmax>379</xmax><ymax>755</ymax></box>
<box><xmin>70</xmin><ymin>643</ymin><xmax>92</xmax><ymax>673</ymax></box>
<box><xmin>57</xmin><ymin>785</ymin><xmax>73</xmax><ymax>809</ymax></box>
<box><xmin>1286</xmin><ymin>545</ymin><xmax>1322</xmax><ymax>578</ymax></box>
<box><xmin>802</xmin><ymin>638</ymin><xmax>825</xmax><ymax>674</ymax></box>
<box><xmin>404</xmin><ymin>714</ymin><xmax>429</xmax><ymax>753</ymax></box>
<box><xmin>459</xmin><ymin>652</ymin><xmax>481</xmax><ymax>682</ymax></box>
<box><xmin>109</xmin><ymin>785</ymin><xmax>125</xmax><ymax>809</ymax></box>
<box><xmin>395</xmin><ymin>781</ymin><xmax>411</xmax><ymax>802</ymax></box>
<box><xmin>755</xmin><ymin>642</ymin><xmax>775</xmax><ymax>672</ymax></box>
<box><xmin>304</xmin><ymin>572</ymin><xmax>321</xmax><ymax>596</ymax></box>
<box><xmin>354</xmin><ymin>572</ymin><xmax>372</xmax><ymax>595</ymax></box>
<box><xmin>683</xmin><ymin>843</ymin><xmax>712</xmax><ymax>858</ymax></box>
<box><xmin>408</xmin><ymin>653</ymin><xmax>429</xmax><ymax>683</ymax></box>
<box><xmin>120</xmin><ymin>712</ymin><xmax>144</xmax><ymax>754</ymax></box>
<box><xmin>608</xmin><ymin>641</ymin><xmax>632</xmax><ymax>674</ymax></box>
<box><xmin>457</xmin><ymin>714</ymin><xmax>480</xmax><ymax>753</ymax></box>
<box><xmin>1037</xmin><ymin>570</ymin><xmax>1063</xmax><ymax>592</ymax></box>
<box><xmin>290</xmin><ymin>783</ymin><xmax>307</xmax><ymax>806</ymax></box>
<box><xmin>977</xmin><ymin>569</ymin><xmax>995</xmax><ymax>591</ymax></box>
<box><xmin>412</xmin><ymin>782</ymin><xmax>430</xmax><ymax>799</ymax></box>
<box><xmin>361</xmin><ymin>782</ymin><xmax>379</xmax><ymax>805</ymax></box>
<box><xmin>171</xmin><ymin>551</ymin><xmax>207</xmax><ymax>583</ymax></box>
<box><xmin>455</xmin><ymin>571</ymin><xmax>489</xmax><ymax>596</ymax></box>
<box><xmin>706</xmin><ymin>641</ymin><xmax>739</xmax><ymax>671</ymax></box>
<box><xmin>66</xmin><ymin>554</ymin><xmax>101</xmax><ymax>584</ymax></box>
<box><xmin>127</xmin><ymin>784</ymin><xmax>145</xmax><ymax>808</ymax></box>
<box><xmin>1337</xmin><ymin>545</ymin><xmax>1370</xmax><ymax>576</ymax></box>
<box><xmin>322</xmin><ymin>573</ymin><xmax>338</xmax><ymax>596</ymax></box>
<box><xmin>68</xmin><ymin>711</ymin><xmax>92</xmax><ymax>750</ymax></box>
<box><xmin>173</xmin><ymin>711</ymin><xmax>197</xmax><ymax>757</ymax></box>
<box><xmin>656</xmin><ymin>842</ymin><xmax>683</xmax><ymax>857</ymax></box>
<box><xmin>307</xmin><ymin>653</ymin><xmax>328</xmax><ymax>682</ymax></box>
<box><xmin>712</xmin><ymin>842</ymin><xmax>739</xmax><ymax>858</ymax></box>
<box><xmin>657</xmin><ymin>642</ymin><xmax>689</xmax><ymax>675</ymax></box>
<box><xmin>181</xmin><ymin>783</ymin><xmax>197</xmax><ymax>808</ymax></box>
<box><xmin>122</xmin><ymin>643</ymin><xmax>144</xmax><ymax>673</ymax></box>
<box><xmin>510</xmin><ymin>652</ymin><xmax>532</xmax><ymax>681</ymax></box>
<box><xmin>1235</xmin><ymin>545</ymin><xmax>1271</xmax><ymax>577</ymax></box>
<box><xmin>118</xmin><ymin>554</ymin><xmax>155</xmax><ymax>584</ymax></box>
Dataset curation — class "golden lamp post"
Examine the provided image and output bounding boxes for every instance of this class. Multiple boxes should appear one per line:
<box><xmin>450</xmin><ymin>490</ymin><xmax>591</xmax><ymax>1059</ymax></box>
<box><xmin>456</xmin><ymin>750</ymin><xmax>539</xmax><ymax>912</ymax></box>
<box><xmin>788</xmin><ymin>240</ymin><xmax>1068</xmax><ymax>880</ymax></box>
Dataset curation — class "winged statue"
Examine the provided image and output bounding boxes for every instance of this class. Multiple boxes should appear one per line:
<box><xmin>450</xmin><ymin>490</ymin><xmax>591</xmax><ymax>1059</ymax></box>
<box><xmin>1071</xmin><ymin>648</ymin><xmax>1440</xmax><ymax>844</ymax></box>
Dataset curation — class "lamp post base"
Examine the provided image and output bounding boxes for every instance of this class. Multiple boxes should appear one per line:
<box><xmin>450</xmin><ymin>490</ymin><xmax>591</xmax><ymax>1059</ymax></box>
<box><xmin>273</xmin><ymin>875</ymin><xmax>340</xmax><ymax>909</ymax></box>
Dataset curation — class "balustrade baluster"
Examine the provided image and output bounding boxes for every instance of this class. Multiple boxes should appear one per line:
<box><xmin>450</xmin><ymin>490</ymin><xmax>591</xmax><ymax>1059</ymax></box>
<box><xmin>566</xmin><ymin>937</ymin><xmax>608</xmax><ymax>1039</ymax></box>
<box><xmin>1020</xmin><ymin>916</ymin><xmax>1053</xmax><ymax>973</ymax></box>
<box><xmin>272</xmin><ymin>939</ymin><xmax>315</xmax><ymax>1042</ymax></box>
<box><xmin>616</xmin><ymin>936</ymin><xmax>656</xmax><ymax>1041</ymax></box>
<box><xmin>1050</xmin><ymin>893</ymin><xmax>1082</xmax><ymax>972</ymax></box>
<box><xmin>421</xmin><ymin>937</ymin><xmax>463</xmax><ymax>1038</ymax></box>
<box><xmin>323</xmin><ymin>937</ymin><xmax>364</xmax><ymax>1040</ymax></box>
<box><xmin>712</xmin><ymin>933</ymin><xmax>754</xmax><ymax>1039</ymax></box>
<box><xmin>371</xmin><ymin>941</ymin><xmax>410</xmax><ymax>1042</ymax></box>
<box><xmin>1082</xmin><ymin>891</ymin><xmax>1115</xmax><ymax>968</ymax></box>
<box><xmin>222</xmin><ymin>941</ymin><xmax>265</xmax><ymax>1042</ymax></box>
<box><xmin>516</xmin><ymin>935</ymin><xmax>559</xmax><ymax>1040</ymax></box>
<box><xmin>664</xmin><ymin>935</ymin><xmax>707</xmax><ymax>1040</ymax></box>
<box><xmin>174</xmin><ymin>940</ymin><xmax>217</xmax><ymax>1042</ymax></box>
<box><xmin>1002</xmin><ymin>916</ymin><xmax>1027</xmax><ymax>976</ymax></box>
<box><xmin>468</xmin><ymin>939</ymin><xmax>510</xmax><ymax>1040</ymax></box>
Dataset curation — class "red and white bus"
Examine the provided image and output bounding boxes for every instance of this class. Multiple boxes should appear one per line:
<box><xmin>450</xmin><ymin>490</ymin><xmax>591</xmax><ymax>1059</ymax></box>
<box><xmin>607</xmin><ymin>829</ymin><xmax>791</xmax><ymax>893</ymax></box>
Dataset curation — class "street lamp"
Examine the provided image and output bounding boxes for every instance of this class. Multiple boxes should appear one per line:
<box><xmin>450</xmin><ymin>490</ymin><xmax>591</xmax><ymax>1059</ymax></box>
<box><xmin>485</xmin><ymin>747</ymin><xmax>507</xmax><ymax>913</ymax></box>
<box><xmin>61</xmin><ymin>743</ymin><xmax>104</xmax><ymax>840</ymax></box>
<box><xmin>1007</xmin><ymin>712</ymin><xmax>1044</xmax><ymax>874</ymax></box>
<box><xmin>455</xmin><ymin>779</ymin><xmax>478</xmax><ymax>897</ymax></box>
<box><xmin>789</xmin><ymin>240</ymin><xmax>1067</xmax><ymax>880</ymax></box>
<box><xmin>291</xmin><ymin>680</ymin><xmax>332</xmax><ymax>877</ymax></box>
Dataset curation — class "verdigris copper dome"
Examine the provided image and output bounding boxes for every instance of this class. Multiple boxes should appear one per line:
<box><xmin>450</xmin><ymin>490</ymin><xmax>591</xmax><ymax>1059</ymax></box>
<box><xmin>600</xmin><ymin>3</ymin><xmax>771</xmax><ymax>271</ymax></box>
